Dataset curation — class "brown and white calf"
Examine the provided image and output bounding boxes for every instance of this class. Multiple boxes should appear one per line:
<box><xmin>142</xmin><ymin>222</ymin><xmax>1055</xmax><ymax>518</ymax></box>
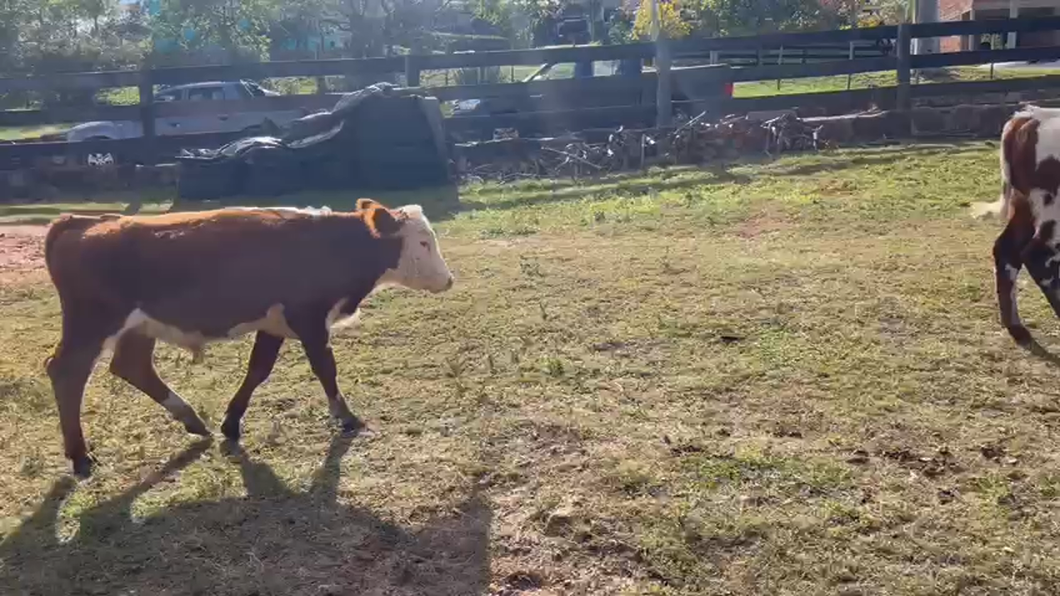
<box><xmin>43</xmin><ymin>198</ymin><xmax>454</xmax><ymax>477</ymax></box>
<box><xmin>993</xmin><ymin>106</ymin><xmax>1060</xmax><ymax>346</ymax></box>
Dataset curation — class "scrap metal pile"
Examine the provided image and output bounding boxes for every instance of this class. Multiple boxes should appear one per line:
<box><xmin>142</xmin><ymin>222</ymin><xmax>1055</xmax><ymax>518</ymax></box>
<box><xmin>454</xmin><ymin>112</ymin><xmax>827</xmax><ymax>184</ymax></box>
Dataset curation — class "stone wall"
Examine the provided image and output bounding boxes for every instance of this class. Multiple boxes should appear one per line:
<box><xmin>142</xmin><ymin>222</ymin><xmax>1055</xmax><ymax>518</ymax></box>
<box><xmin>808</xmin><ymin>103</ymin><xmax>1016</xmax><ymax>146</ymax></box>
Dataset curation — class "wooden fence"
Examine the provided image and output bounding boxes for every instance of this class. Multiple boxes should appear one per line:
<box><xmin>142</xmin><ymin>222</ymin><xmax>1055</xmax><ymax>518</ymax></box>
<box><xmin>3</xmin><ymin>16</ymin><xmax>1060</xmax><ymax>165</ymax></box>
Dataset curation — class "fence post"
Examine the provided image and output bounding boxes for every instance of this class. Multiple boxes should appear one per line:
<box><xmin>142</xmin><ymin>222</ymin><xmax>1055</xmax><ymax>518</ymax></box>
<box><xmin>846</xmin><ymin>41</ymin><xmax>854</xmax><ymax>90</ymax></box>
<box><xmin>777</xmin><ymin>46</ymin><xmax>784</xmax><ymax>91</ymax></box>
<box><xmin>405</xmin><ymin>53</ymin><xmax>421</xmax><ymax>88</ymax></box>
<box><xmin>650</xmin><ymin>0</ymin><xmax>672</xmax><ymax>128</ymax></box>
<box><xmin>896</xmin><ymin>23</ymin><xmax>911</xmax><ymax>111</ymax></box>
<box><xmin>137</xmin><ymin>69</ymin><xmax>156</xmax><ymax>164</ymax></box>
<box><xmin>655</xmin><ymin>37</ymin><xmax>672</xmax><ymax>127</ymax></box>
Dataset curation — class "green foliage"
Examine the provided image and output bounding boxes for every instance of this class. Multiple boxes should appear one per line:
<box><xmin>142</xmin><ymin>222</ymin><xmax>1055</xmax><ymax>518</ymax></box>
<box><xmin>858</xmin><ymin>0</ymin><xmax>909</xmax><ymax>26</ymax></box>
<box><xmin>693</xmin><ymin>0</ymin><xmax>843</xmax><ymax>36</ymax></box>
<box><xmin>150</xmin><ymin>0</ymin><xmax>276</xmax><ymax>62</ymax></box>
<box><xmin>472</xmin><ymin>0</ymin><xmax>563</xmax><ymax>47</ymax></box>
<box><xmin>632</xmin><ymin>0</ymin><xmax>692</xmax><ymax>40</ymax></box>
<box><xmin>606</xmin><ymin>9</ymin><xmax>636</xmax><ymax>44</ymax></box>
<box><xmin>0</xmin><ymin>0</ymin><xmax>151</xmax><ymax>108</ymax></box>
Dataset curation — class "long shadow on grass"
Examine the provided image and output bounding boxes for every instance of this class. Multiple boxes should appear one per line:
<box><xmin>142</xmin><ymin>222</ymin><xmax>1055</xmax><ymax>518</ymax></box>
<box><xmin>0</xmin><ymin>435</ymin><xmax>491</xmax><ymax>596</ymax></box>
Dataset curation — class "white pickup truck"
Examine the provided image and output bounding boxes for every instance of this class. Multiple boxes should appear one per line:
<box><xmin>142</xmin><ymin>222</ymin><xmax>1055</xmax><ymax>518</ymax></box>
<box><xmin>62</xmin><ymin>80</ymin><xmax>307</xmax><ymax>164</ymax></box>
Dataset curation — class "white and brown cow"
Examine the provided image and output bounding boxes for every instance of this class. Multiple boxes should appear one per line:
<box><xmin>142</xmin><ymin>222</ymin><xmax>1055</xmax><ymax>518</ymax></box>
<box><xmin>993</xmin><ymin>106</ymin><xmax>1060</xmax><ymax>346</ymax></box>
<box><xmin>43</xmin><ymin>198</ymin><xmax>454</xmax><ymax>477</ymax></box>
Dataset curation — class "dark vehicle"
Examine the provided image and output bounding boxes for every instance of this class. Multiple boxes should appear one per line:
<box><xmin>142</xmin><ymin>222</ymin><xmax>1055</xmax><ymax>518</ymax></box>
<box><xmin>447</xmin><ymin>59</ymin><xmax>734</xmax><ymax>139</ymax></box>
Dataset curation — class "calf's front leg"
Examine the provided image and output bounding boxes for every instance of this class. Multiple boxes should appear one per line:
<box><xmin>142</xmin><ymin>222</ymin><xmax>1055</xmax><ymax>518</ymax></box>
<box><xmin>289</xmin><ymin>314</ymin><xmax>366</xmax><ymax>435</ymax></box>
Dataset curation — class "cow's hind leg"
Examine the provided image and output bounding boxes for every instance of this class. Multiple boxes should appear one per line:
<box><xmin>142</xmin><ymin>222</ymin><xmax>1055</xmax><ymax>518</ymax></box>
<box><xmin>1022</xmin><ymin>233</ymin><xmax>1060</xmax><ymax>321</ymax></box>
<box><xmin>109</xmin><ymin>333</ymin><xmax>210</xmax><ymax>436</ymax></box>
<box><xmin>46</xmin><ymin>314</ymin><xmax>118</xmax><ymax>478</ymax></box>
<box><xmin>995</xmin><ymin>217</ymin><xmax>1034</xmax><ymax>345</ymax></box>
<box><xmin>221</xmin><ymin>332</ymin><xmax>284</xmax><ymax>442</ymax></box>
<box><xmin>290</xmin><ymin>316</ymin><xmax>365</xmax><ymax>434</ymax></box>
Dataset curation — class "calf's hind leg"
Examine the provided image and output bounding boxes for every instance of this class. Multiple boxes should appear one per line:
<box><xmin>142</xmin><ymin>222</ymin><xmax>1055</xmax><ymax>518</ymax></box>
<box><xmin>1022</xmin><ymin>234</ymin><xmax>1060</xmax><ymax>320</ymax></box>
<box><xmin>46</xmin><ymin>312</ymin><xmax>120</xmax><ymax>477</ymax></box>
<box><xmin>109</xmin><ymin>333</ymin><xmax>210</xmax><ymax>436</ymax></box>
<box><xmin>994</xmin><ymin>217</ymin><xmax>1033</xmax><ymax>345</ymax></box>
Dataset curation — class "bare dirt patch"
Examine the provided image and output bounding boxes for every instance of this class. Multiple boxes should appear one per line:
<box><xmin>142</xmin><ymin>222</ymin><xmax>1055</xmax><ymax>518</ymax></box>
<box><xmin>0</xmin><ymin>225</ymin><xmax>46</xmax><ymax>283</ymax></box>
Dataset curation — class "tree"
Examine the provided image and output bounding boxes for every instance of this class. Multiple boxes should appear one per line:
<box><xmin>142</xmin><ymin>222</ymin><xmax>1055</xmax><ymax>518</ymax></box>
<box><xmin>472</xmin><ymin>0</ymin><xmax>570</xmax><ymax>47</ymax></box>
<box><xmin>632</xmin><ymin>0</ymin><xmax>692</xmax><ymax>39</ymax></box>
<box><xmin>0</xmin><ymin>0</ymin><xmax>30</xmax><ymax>73</ymax></box>
<box><xmin>150</xmin><ymin>0</ymin><xmax>277</xmax><ymax>62</ymax></box>
<box><xmin>322</xmin><ymin>0</ymin><xmax>385</xmax><ymax>57</ymax></box>
<box><xmin>692</xmin><ymin>0</ymin><xmax>842</xmax><ymax>36</ymax></box>
<box><xmin>269</xmin><ymin>0</ymin><xmax>339</xmax><ymax>56</ymax></box>
<box><xmin>857</xmin><ymin>0</ymin><xmax>908</xmax><ymax>26</ymax></box>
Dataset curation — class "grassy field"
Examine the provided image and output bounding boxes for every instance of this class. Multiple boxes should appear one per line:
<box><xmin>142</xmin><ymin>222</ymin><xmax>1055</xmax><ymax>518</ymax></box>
<box><xmin>733</xmin><ymin>65</ymin><xmax>1058</xmax><ymax>97</ymax></box>
<box><xmin>5</xmin><ymin>142</ymin><xmax>1060</xmax><ymax>594</ymax></box>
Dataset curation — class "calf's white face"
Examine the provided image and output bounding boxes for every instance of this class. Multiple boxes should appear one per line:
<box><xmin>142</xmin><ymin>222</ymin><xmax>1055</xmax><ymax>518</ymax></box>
<box><xmin>381</xmin><ymin>205</ymin><xmax>454</xmax><ymax>293</ymax></box>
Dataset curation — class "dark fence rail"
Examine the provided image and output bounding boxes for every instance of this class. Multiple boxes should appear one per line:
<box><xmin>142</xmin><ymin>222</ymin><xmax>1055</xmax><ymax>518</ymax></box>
<box><xmin>2</xmin><ymin>16</ymin><xmax>1060</xmax><ymax>167</ymax></box>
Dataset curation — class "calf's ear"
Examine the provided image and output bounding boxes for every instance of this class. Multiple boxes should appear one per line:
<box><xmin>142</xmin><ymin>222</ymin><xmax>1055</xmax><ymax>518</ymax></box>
<box><xmin>365</xmin><ymin>205</ymin><xmax>403</xmax><ymax>237</ymax></box>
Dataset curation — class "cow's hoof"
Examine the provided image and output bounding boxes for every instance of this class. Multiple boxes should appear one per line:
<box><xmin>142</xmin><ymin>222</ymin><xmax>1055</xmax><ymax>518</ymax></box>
<box><xmin>71</xmin><ymin>454</ymin><xmax>96</xmax><ymax>479</ymax></box>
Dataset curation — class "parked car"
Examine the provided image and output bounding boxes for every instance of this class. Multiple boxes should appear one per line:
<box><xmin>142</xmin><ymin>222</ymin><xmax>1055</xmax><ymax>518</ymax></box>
<box><xmin>447</xmin><ymin>60</ymin><xmax>734</xmax><ymax>140</ymax></box>
<box><xmin>60</xmin><ymin>80</ymin><xmax>307</xmax><ymax>165</ymax></box>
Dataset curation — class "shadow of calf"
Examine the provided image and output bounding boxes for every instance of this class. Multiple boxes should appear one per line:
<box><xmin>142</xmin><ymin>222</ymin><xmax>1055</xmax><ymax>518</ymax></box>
<box><xmin>0</xmin><ymin>435</ymin><xmax>491</xmax><ymax>596</ymax></box>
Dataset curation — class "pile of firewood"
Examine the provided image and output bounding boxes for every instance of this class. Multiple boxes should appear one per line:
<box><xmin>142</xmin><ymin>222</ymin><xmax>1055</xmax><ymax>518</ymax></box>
<box><xmin>454</xmin><ymin>111</ymin><xmax>827</xmax><ymax>184</ymax></box>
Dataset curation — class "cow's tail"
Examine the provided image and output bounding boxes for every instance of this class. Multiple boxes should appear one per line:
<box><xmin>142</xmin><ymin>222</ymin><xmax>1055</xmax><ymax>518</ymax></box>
<box><xmin>976</xmin><ymin>111</ymin><xmax>1035</xmax><ymax>221</ymax></box>
<box><xmin>41</xmin><ymin>213</ymin><xmax>115</xmax><ymax>372</ymax></box>
<box><xmin>987</xmin><ymin>117</ymin><xmax>1020</xmax><ymax>222</ymax></box>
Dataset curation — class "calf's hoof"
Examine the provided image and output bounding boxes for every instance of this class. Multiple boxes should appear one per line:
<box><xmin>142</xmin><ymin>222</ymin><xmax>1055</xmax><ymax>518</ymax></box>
<box><xmin>339</xmin><ymin>415</ymin><xmax>369</xmax><ymax>437</ymax></box>
<box><xmin>220</xmin><ymin>418</ymin><xmax>241</xmax><ymax>442</ymax></box>
<box><xmin>71</xmin><ymin>454</ymin><xmax>97</xmax><ymax>479</ymax></box>
<box><xmin>1008</xmin><ymin>324</ymin><xmax>1034</xmax><ymax>347</ymax></box>
<box><xmin>182</xmin><ymin>417</ymin><xmax>212</xmax><ymax>438</ymax></box>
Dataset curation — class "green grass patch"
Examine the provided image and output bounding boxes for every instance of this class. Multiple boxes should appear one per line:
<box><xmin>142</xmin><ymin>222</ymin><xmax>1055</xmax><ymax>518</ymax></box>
<box><xmin>6</xmin><ymin>141</ymin><xmax>1060</xmax><ymax>594</ymax></box>
<box><xmin>735</xmin><ymin>64</ymin><xmax>1058</xmax><ymax>98</ymax></box>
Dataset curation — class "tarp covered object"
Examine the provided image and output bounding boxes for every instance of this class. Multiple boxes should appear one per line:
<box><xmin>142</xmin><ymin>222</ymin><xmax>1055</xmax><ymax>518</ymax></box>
<box><xmin>176</xmin><ymin>83</ymin><xmax>452</xmax><ymax>201</ymax></box>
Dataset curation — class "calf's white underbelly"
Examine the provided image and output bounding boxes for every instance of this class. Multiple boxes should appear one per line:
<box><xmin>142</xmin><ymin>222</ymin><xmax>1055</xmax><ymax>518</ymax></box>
<box><xmin>102</xmin><ymin>299</ymin><xmax>357</xmax><ymax>356</ymax></box>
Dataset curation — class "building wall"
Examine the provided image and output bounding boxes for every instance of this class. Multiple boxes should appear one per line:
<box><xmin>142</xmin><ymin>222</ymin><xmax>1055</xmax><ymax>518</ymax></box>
<box><xmin>939</xmin><ymin>0</ymin><xmax>972</xmax><ymax>21</ymax></box>
<box><xmin>939</xmin><ymin>0</ymin><xmax>972</xmax><ymax>52</ymax></box>
<box><xmin>938</xmin><ymin>0</ymin><xmax>1060</xmax><ymax>52</ymax></box>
